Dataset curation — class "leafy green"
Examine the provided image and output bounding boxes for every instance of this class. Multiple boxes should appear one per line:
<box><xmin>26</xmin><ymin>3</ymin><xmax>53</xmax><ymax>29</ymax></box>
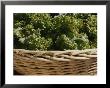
<box><xmin>14</xmin><ymin>13</ymin><xmax>97</xmax><ymax>50</ymax></box>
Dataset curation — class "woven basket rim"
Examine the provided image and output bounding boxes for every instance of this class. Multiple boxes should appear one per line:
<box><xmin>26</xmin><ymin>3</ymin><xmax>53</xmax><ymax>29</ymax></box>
<box><xmin>14</xmin><ymin>48</ymin><xmax>97</xmax><ymax>61</ymax></box>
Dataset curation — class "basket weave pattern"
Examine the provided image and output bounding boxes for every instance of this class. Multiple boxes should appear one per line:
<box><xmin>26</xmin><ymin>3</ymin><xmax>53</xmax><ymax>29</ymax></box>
<box><xmin>14</xmin><ymin>49</ymin><xmax>97</xmax><ymax>75</ymax></box>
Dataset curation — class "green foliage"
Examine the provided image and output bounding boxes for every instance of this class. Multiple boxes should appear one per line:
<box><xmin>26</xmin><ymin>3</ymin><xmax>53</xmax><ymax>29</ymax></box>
<box><xmin>24</xmin><ymin>35</ymin><xmax>52</xmax><ymax>50</ymax></box>
<box><xmin>55</xmin><ymin>34</ymin><xmax>77</xmax><ymax>50</ymax></box>
<box><xmin>14</xmin><ymin>13</ymin><xmax>97</xmax><ymax>50</ymax></box>
<box><xmin>74</xmin><ymin>33</ymin><xmax>90</xmax><ymax>49</ymax></box>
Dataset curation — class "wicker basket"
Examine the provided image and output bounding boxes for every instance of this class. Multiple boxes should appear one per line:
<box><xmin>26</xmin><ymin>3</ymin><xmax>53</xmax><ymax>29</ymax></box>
<box><xmin>14</xmin><ymin>49</ymin><xmax>97</xmax><ymax>75</ymax></box>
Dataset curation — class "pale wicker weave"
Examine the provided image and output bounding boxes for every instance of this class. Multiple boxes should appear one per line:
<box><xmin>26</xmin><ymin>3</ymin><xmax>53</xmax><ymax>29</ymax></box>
<box><xmin>14</xmin><ymin>49</ymin><xmax>97</xmax><ymax>75</ymax></box>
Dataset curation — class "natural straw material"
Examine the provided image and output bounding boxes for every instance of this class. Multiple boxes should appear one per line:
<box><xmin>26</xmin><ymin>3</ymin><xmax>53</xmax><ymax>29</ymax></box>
<box><xmin>14</xmin><ymin>49</ymin><xmax>97</xmax><ymax>75</ymax></box>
